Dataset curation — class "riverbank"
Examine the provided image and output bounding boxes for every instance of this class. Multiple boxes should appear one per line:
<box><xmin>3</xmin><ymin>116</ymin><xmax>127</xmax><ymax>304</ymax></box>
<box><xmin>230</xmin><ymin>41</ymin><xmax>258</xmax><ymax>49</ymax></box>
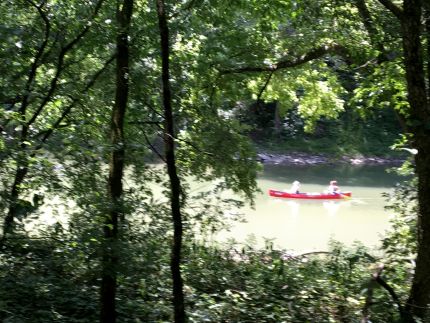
<box><xmin>257</xmin><ymin>151</ymin><xmax>407</xmax><ymax>166</ymax></box>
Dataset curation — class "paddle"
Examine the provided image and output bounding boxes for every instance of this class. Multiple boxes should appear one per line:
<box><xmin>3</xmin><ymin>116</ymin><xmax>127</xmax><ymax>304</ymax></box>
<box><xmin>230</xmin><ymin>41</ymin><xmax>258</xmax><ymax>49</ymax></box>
<box><xmin>338</xmin><ymin>192</ymin><xmax>350</xmax><ymax>199</ymax></box>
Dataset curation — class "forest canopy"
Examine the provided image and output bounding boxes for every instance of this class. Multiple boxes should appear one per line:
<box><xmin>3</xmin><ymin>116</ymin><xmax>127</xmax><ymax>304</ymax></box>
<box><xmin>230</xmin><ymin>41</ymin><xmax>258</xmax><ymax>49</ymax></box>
<box><xmin>0</xmin><ymin>0</ymin><xmax>429</xmax><ymax>322</ymax></box>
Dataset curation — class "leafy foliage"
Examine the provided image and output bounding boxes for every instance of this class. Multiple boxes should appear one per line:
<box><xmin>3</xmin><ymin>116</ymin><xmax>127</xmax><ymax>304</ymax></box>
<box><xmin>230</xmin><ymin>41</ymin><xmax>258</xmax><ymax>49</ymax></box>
<box><xmin>0</xmin><ymin>0</ymin><xmax>422</xmax><ymax>321</ymax></box>
<box><xmin>0</xmin><ymin>231</ymin><xmax>412</xmax><ymax>322</ymax></box>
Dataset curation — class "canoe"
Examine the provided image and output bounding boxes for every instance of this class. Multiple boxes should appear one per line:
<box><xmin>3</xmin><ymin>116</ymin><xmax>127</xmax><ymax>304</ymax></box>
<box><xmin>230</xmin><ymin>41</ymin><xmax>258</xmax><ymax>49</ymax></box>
<box><xmin>269</xmin><ymin>189</ymin><xmax>352</xmax><ymax>200</ymax></box>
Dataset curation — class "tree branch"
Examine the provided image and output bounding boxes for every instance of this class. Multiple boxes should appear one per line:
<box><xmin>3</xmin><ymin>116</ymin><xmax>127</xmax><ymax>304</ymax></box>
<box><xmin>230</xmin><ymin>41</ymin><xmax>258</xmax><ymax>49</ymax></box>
<box><xmin>26</xmin><ymin>0</ymin><xmax>106</xmax><ymax>128</ymax></box>
<box><xmin>170</xmin><ymin>0</ymin><xmax>199</xmax><ymax>19</ymax></box>
<box><xmin>142</xmin><ymin>131</ymin><xmax>166</xmax><ymax>163</ymax></box>
<box><xmin>221</xmin><ymin>44</ymin><xmax>348</xmax><ymax>74</ymax></box>
<box><xmin>354</xmin><ymin>0</ymin><xmax>388</xmax><ymax>62</ymax></box>
<box><xmin>33</xmin><ymin>54</ymin><xmax>116</xmax><ymax>146</ymax></box>
<box><xmin>294</xmin><ymin>251</ymin><xmax>331</xmax><ymax>258</ymax></box>
<box><xmin>372</xmin><ymin>265</ymin><xmax>406</xmax><ymax>320</ymax></box>
<box><xmin>256</xmin><ymin>70</ymin><xmax>275</xmax><ymax>102</ymax></box>
<box><xmin>377</xmin><ymin>0</ymin><xmax>403</xmax><ymax>20</ymax></box>
<box><xmin>425</xmin><ymin>6</ymin><xmax>430</xmax><ymax>99</ymax></box>
<box><xmin>173</xmin><ymin>135</ymin><xmax>215</xmax><ymax>157</ymax></box>
<box><xmin>128</xmin><ymin>120</ymin><xmax>163</xmax><ymax>126</ymax></box>
<box><xmin>19</xmin><ymin>0</ymin><xmax>51</xmax><ymax>117</ymax></box>
<box><xmin>361</xmin><ymin>277</ymin><xmax>376</xmax><ymax>323</ymax></box>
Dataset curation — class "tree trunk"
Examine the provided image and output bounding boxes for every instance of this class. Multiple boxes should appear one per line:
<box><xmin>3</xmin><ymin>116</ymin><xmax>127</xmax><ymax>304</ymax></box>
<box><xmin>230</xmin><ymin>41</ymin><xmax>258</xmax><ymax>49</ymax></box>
<box><xmin>426</xmin><ymin>6</ymin><xmax>430</xmax><ymax>99</ymax></box>
<box><xmin>156</xmin><ymin>0</ymin><xmax>186</xmax><ymax>322</ymax></box>
<box><xmin>2</xmin><ymin>161</ymin><xmax>29</xmax><ymax>238</ymax></box>
<box><xmin>400</xmin><ymin>0</ymin><xmax>430</xmax><ymax>320</ymax></box>
<box><xmin>274</xmin><ymin>100</ymin><xmax>282</xmax><ymax>136</ymax></box>
<box><xmin>100</xmin><ymin>0</ymin><xmax>133</xmax><ymax>322</ymax></box>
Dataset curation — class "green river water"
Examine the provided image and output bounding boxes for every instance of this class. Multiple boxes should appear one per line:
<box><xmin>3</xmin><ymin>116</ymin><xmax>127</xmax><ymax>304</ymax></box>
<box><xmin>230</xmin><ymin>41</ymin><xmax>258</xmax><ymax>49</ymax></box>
<box><xmin>217</xmin><ymin>163</ymin><xmax>406</xmax><ymax>253</ymax></box>
<box><xmin>30</xmin><ymin>163</ymin><xmax>406</xmax><ymax>254</ymax></box>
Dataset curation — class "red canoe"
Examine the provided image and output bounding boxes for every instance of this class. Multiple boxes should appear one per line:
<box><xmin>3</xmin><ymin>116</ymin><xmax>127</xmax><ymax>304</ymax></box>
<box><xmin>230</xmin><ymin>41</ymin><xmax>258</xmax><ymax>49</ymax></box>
<box><xmin>269</xmin><ymin>189</ymin><xmax>352</xmax><ymax>200</ymax></box>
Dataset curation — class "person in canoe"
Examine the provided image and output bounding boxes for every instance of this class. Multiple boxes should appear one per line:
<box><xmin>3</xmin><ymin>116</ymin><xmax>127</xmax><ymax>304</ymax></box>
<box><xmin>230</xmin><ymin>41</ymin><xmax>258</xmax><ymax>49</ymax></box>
<box><xmin>327</xmin><ymin>180</ymin><xmax>340</xmax><ymax>194</ymax></box>
<box><xmin>288</xmin><ymin>180</ymin><xmax>301</xmax><ymax>194</ymax></box>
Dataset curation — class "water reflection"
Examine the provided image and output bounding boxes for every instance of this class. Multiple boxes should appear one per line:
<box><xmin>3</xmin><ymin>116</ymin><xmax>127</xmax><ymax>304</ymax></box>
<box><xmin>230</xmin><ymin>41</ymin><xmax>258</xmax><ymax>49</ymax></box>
<box><xmin>322</xmin><ymin>201</ymin><xmax>342</xmax><ymax>216</ymax></box>
<box><xmin>285</xmin><ymin>201</ymin><xmax>300</xmax><ymax>217</ymax></box>
<box><xmin>279</xmin><ymin>199</ymin><xmax>350</xmax><ymax>217</ymax></box>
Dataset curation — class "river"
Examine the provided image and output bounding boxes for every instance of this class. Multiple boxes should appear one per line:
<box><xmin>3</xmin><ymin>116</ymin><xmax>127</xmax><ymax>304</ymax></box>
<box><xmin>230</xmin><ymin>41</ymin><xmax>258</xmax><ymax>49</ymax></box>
<box><xmin>29</xmin><ymin>162</ymin><xmax>405</xmax><ymax>253</ymax></box>
<box><xmin>217</xmin><ymin>163</ymin><xmax>406</xmax><ymax>253</ymax></box>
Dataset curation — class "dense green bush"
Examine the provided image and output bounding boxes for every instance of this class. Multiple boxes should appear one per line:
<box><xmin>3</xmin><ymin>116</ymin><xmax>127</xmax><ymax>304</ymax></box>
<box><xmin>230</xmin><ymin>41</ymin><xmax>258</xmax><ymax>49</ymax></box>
<box><xmin>0</xmin><ymin>234</ymin><xmax>410</xmax><ymax>322</ymax></box>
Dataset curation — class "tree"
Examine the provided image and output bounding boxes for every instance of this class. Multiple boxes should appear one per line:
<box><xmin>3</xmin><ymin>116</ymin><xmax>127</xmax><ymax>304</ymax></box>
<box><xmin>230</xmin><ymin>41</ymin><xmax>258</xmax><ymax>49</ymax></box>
<box><xmin>180</xmin><ymin>2</ymin><xmax>426</xmax><ymax>319</ymax></box>
<box><xmin>155</xmin><ymin>0</ymin><xmax>185</xmax><ymax>321</ymax></box>
<box><xmin>316</xmin><ymin>0</ymin><xmax>430</xmax><ymax>319</ymax></box>
<box><xmin>375</xmin><ymin>0</ymin><xmax>430</xmax><ymax>320</ymax></box>
<box><xmin>0</xmin><ymin>0</ymin><xmax>108</xmax><ymax>239</ymax></box>
<box><xmin>100</xmin><ymin>0</ymin><xmax>133</xmax><ymax>322</ymax></box>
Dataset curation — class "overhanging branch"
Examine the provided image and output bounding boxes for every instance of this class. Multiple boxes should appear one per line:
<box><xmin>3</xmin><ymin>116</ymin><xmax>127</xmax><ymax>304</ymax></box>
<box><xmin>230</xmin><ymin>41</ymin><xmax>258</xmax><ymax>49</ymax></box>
<box><xmin>354</xmin><ymin>0</ymin><xmax>387</xmax><ymax>61</ymax></box>
<box><xmin>220</xmin><ymin>44</ymin><xmax>349</xmax><ymax>75</ymax></box>
<box><xmin>377</xmin><ymin>0</ymin><xmax>403</xmax><ymax>20</ymax></box>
